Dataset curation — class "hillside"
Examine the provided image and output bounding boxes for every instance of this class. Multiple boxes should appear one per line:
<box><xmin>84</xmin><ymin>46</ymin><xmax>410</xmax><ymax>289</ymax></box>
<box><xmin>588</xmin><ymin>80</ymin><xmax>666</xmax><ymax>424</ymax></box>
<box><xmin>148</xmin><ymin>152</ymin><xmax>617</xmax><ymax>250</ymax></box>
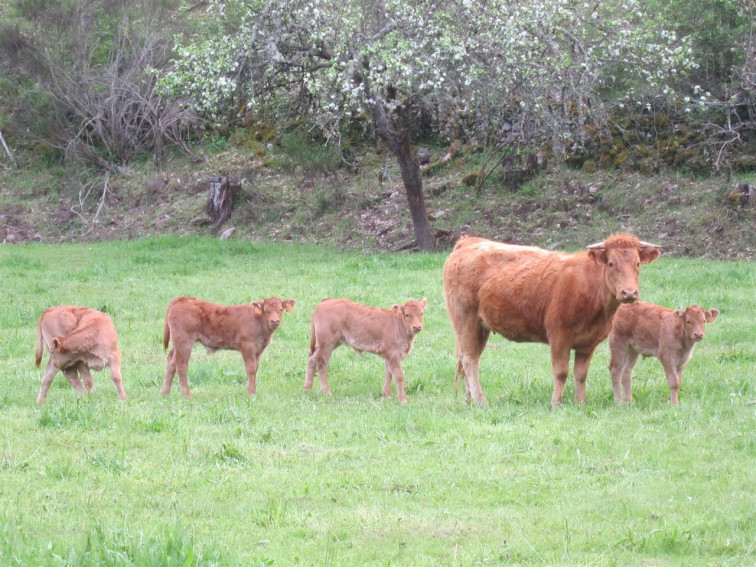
<box><xmin>1</xmin><ymin>144</ymin><xmax>754</xmax><ymax>260</ymax></box>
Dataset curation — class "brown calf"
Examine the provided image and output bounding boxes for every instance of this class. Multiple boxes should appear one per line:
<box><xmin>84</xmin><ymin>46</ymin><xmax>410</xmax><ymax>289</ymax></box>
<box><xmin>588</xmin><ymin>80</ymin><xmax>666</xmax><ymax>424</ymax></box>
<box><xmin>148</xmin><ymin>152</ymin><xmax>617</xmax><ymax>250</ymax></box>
<box><xmin>34</xmin><ymin>306</ymin><xmax>126</xmax><ymax>404</ymax></box>
<box><xmin>608</xmin><ymin>302</ymin><xmax>719</xmax><ymax>405</ymax></box>
<box><xmin>162</xmin><ymin>296</ymin><xmax>296</xmax><ymax>397</ymax></box>
<box><xmin>443</xmin><ymin>234</ymin><xmax>661</xmax><ymax>408</ymax></box>
<box><xmin>305</xmin><ymin>298</ymin><xmax>427</xmax><ymax>403</ymax></box>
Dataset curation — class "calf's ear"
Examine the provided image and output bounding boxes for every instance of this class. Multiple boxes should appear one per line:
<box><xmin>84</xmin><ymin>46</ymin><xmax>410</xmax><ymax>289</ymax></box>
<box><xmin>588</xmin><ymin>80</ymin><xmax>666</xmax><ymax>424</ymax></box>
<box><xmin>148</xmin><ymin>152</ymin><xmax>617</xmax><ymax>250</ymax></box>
<box><xmin>52</xmin><ymin>337</ymin><xmax>62</xmax><ymax>351</ymax></box>
<box><xmin>705</xmin><ymin>308</ymin><xmax>720</xmax><ymax>323</ymax></box>
<box><xmin>674</xmin><ymin>309</ymin><xmax>685</xmax><ymax>318</ymax></box>
<box><xmin>251</xmin><ymin>301</ymin><xmax>263</xmax><ymax>316</ymax></box>
<box><xmin>420</xmin><ymin>297</ymin><xmax>427</xmax><ymax>309</ymax></box>
<box><xmin>392</xmin><ymin>305</ymin><xmax>402</xmax><ymax>318</ymax></box>
<box><xmin>283</xmin><ymin>299</ymin><xmax>296</xmax><ymax>312</ymax></box>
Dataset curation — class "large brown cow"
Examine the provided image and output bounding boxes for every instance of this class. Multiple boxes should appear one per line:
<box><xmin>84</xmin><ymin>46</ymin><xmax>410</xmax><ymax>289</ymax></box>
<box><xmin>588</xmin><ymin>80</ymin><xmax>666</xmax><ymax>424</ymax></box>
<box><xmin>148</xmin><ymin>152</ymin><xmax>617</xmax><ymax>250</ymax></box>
<box><xmin>34</xmin><ymin>306</ymin><xmax>126</xmax><ymax>404</ymax></box>
<box><xmin>443</xmin><ymin>234</ymin><xmax>661</xmax><ymax>408</ymax></box>
<box><xmin>305</xmin><ymin>298</ymin><xmax>427</xmax><ymax>403</ymax></box>
<box><xmin>162</xmin><ymin>296</ymin><xmax>296</xmax><ymax>397</ymax></box>
<box><xmin>608</xmin><ymin>302</ymin><xmax>719</xmax><ymax>405</ymax></box>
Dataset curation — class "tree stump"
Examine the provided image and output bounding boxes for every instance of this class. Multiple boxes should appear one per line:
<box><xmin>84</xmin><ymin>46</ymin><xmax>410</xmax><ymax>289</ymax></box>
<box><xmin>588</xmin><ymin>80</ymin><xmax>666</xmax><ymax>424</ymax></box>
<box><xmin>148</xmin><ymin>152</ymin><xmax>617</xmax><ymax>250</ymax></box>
<box><xmin>206</xmin><ymin>175</ymin><xmax>241</xmax><ymax>230</ymax></box>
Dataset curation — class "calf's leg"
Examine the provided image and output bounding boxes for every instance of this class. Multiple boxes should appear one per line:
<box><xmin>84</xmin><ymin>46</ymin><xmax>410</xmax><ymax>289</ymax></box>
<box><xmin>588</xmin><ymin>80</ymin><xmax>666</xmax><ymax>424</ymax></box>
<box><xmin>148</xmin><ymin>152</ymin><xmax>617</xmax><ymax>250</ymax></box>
<box><xmin>241</xmin><ymin>350</ymin><xmax>260</xmax><ymax>395</ymax></box>
<box><xmin>109</xmin><ymin>361</ymin><xmax>127</xmax><ymax>400</ymax></box>
<box><xmin>162</xmin><ymin>348</ymin><xmax>177</xmax><ymax>395</ymax></box>
<box><xmin>661</xmin><ymin>360</ymin><xmax>682</xmax><ymax>405</ymax></box>
<box><xmin>36</xmin><ymin>360</ymin><xmax>60</xmax><ymax>404</ymax></box>
<box><xmin>171</xmin><ymin>347</ymin><xmax>192</xmax><ymax>398</ymax></box>
<box><xmin>620</xmin><ymin>350</ymin><xmax>640</xmax><ymax>403</ymax></box>
<box><xmin>78</xmin><ymin>363</ymin><xmax>95</xmax><ymax>393</ymax></box>
<box><xmin>386</xmin><ymin>358</ymin><xmax>408</xmax><ymax>403</ymax></box>
<box><xmin>310</xmin><ymin>343</ymin><xmax>335</xmax><ymax>395</ymax></box>
<box><xmin>62</xmin><ymin>367</ymin><xmax>87</xmax><ymax>396</ymax></box>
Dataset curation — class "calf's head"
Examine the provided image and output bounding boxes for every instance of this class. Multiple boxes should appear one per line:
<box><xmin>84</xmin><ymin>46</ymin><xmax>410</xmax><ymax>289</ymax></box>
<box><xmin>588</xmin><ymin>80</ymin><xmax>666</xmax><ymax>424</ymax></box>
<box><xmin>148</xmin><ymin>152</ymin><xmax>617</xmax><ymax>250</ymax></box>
<box><xmin>676</xmin><ymin>305</ymin><xmax>719</xmax><ymax>342</ymax></box>
<box><xmin>252</xmin><ymin>297</ymin><xmax>296</xmax><ymax>330</ymax></box>
<box><xmin>587</xmin><ymin>234</ymin><xmax>661</xmax><ymax>304</ymax></box>
<box><xmin>392</xmin><ymin>298</ymin><xmax>427</xmax><ymax>336</ymax></box>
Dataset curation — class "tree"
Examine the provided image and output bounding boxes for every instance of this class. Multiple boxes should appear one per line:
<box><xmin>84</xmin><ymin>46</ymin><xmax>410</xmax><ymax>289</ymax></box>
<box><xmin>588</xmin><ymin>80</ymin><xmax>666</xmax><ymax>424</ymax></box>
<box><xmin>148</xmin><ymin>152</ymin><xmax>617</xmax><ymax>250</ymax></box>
<box><xmin>160</xmin><ymin>0</ymin><xmax>693</xmax><ymax>250</ymax></box>
<box><xmin>1</xmin><ymin>0</ymin><xmax>198</xmax><ymax>168</ymax></box>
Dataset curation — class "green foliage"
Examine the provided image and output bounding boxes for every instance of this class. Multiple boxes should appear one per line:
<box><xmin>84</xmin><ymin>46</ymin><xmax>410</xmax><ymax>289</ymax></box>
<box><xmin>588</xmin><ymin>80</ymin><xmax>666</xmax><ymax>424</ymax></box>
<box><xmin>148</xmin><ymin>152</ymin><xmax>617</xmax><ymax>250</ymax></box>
<box><xmin>0</xmin><ymin>239</ymin><xmax>753</xmax><ymax>565</ymax></box>
<box><xmin>279</xmin><ymin>130</ymin><xmax>343</xmax><ymax>175</ymax></box>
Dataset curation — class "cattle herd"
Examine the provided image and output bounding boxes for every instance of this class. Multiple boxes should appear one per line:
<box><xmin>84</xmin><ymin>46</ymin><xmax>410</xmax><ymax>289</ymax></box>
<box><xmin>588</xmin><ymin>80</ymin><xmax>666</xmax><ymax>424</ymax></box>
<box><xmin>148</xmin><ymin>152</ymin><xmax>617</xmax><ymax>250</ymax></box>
<box><xmin>34</xmin><ymin>233</ymin><xmax>719</xmax><ymax>407</ymax></box>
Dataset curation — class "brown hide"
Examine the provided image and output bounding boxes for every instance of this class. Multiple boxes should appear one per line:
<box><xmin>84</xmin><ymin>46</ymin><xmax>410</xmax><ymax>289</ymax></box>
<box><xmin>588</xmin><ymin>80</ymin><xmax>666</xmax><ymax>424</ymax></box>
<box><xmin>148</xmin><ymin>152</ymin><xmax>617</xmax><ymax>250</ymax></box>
<box><xmin>34</xmin><ymin>306</ymin><xmax>125</xmax><ymax>404</ymax></box>
<box><xmin>443</xmin><ymin>234</ymin><xmax>660</xmax><ymax>408</ymax></box>
<box><xmin>609</xmin><ymin>302</ymin><xmax>719</xmax><ymax>405</ymax></box>
<box><xmin>162</xmin><ymin>296</ymin><xmax>295</xmax><ymax>397</ymax></box>
<box><xmin>305</xmin><ymin>298</ymin><xmax>427</xmax><ymax>402</ymax></box>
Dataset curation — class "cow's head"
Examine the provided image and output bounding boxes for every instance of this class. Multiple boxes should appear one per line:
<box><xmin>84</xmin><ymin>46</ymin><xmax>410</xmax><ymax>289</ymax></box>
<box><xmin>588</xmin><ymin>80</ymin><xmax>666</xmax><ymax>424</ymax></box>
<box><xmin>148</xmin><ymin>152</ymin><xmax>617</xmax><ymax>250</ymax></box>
<box><xmin>252</xmin><ymin>297</ymin><xmax>296</xmax><ymax>330</ymax></box>
<box><xmin>675</xmin><ymin>305</ymin><xmax>719</xmax><ymax>342</ymax></box>
<box><xmin>392</xmin><ymin>298</ymin><xmax>427</xmax><ymax>336</ymax></box>
<box><xmin>587</xmin><ymin>234</ymin><xmax>661</xmax><ymax>304</ymax></box>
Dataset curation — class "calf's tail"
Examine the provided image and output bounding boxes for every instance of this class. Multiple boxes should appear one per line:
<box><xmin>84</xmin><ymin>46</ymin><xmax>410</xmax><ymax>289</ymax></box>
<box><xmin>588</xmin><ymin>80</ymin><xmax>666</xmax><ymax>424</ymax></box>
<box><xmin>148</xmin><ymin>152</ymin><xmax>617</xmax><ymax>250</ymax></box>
<box><xmin>308</xmin><ymin>318</ymin><xmax>316</xmax><ymax>356</ymax></box>
<box><xmin>34</xmin><ymin>314</ymin><xmax>45</xmax><ymax>367</ymax></box>
<box><xmin>163</xmin><ymin>318</ymin><xmax>171</xmax><ymax>350</ymax></box>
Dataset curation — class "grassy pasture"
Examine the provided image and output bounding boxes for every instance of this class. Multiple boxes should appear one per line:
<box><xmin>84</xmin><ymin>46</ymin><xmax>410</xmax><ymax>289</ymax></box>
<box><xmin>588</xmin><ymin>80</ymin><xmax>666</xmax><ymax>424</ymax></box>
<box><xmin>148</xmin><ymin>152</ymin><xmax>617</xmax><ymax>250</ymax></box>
<box><xmin>0</xmin><ymin>237</ymin><xmax>754</xmax><ymax>566</ymax></box>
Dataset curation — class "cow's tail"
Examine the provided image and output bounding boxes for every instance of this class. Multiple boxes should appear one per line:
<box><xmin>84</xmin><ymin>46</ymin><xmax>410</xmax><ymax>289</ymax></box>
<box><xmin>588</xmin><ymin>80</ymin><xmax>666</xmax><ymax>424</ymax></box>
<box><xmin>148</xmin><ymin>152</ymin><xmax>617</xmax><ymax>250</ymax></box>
<box><xmin>163</xmin><ymin>317</ymin><xmax>171</xmax><ymax>351</ymax></box>
<box><xmin>308</xmin><ymin>318</ymin><xmax>316</xmax><ymax>356</ymax></box>
<box><xmin>34</xmin><ymin>312</ymin><xmax>45</xmax><ymax>367</ymax></box>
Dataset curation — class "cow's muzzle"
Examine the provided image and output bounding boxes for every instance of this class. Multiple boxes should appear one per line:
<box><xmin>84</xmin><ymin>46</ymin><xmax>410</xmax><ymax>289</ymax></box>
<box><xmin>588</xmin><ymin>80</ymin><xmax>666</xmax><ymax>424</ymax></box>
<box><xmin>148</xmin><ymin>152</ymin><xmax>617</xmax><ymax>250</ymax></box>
<box><xmin>619</xmin><ymin>289</ymin><xmax>639</xmax><ymax>303</ymax></box>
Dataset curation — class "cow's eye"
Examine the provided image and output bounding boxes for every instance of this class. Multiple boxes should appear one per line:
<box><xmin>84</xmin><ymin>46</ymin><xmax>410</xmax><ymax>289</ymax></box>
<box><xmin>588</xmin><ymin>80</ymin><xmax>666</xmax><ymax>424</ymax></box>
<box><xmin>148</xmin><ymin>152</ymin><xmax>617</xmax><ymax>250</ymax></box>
<box><xmin>608</xmin><ymin>261</ymin><xmax>614</xmax><ymax>268</ymax></box>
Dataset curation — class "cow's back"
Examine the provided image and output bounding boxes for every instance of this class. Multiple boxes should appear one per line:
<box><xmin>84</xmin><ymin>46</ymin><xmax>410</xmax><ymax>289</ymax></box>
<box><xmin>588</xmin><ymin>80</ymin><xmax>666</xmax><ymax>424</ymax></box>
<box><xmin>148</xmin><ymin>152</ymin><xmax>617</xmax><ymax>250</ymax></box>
<box><xmin>444</xmin><ymin>237</ymin><xmax>578</xmax><ymax>342</ymax></box>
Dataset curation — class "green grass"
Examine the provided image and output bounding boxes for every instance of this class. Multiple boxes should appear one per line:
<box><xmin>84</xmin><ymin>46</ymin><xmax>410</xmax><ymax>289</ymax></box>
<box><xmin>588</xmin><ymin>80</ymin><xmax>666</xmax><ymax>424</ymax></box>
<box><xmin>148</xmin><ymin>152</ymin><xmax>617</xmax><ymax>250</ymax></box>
<box><xmin>0</xmin><ymin>237</ymin><xmax>754</xmax><ymax>566</ymax></box>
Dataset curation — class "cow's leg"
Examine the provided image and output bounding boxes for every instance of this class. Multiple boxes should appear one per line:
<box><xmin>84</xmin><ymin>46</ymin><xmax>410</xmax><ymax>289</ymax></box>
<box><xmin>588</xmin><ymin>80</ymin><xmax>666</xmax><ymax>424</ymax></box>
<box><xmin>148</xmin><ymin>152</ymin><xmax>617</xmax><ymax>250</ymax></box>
<box><xmin>162</xmin><ymin>348</ymin><xmax>177</xmax><ymax>395</ymax></box>
<box><xmin>241</xmin><ymin>349</ymin><xmax>260</xmax><ymax>395</ymax></box>
<box><xmin>386</xmin><ymin>358</ymin><xmax>408</xmax><ymax>403</ymax></box>
<box><xmin>573</xmin><ymin>348</ymin><xmax>596</xmax><ymax>404</ymax></box>
<box><xmin>109</xmin><ymin>360</ymin><xmax>127</xmax><ymax>400</ymax></box>
<box><xmin>36</xmin><ymin>361</ymin><xmax>60</xmax><ymax>404</ymax></box>
<box><xmin>62</xmin><ymin>367</ymin><xmax>87</xmax><ymax>396</ymax></box>
<box><xmin>661</xmin><ymin>360</ymin><xmax>681</xmax><ymax>405</ymax></box>
<box><xmin>549</xmin><ymin>340</ymin><xmax>572</xmax><ymax>409</ymax></box>
<box><xmin>455</xmin><ymin>322</ymin><xmax>490</xmax><ymax>406</ymax></box>
<box><xmin>78</xmin><ymin>363</ymin><xmax>95</xmax><ymax>393</ymax></box>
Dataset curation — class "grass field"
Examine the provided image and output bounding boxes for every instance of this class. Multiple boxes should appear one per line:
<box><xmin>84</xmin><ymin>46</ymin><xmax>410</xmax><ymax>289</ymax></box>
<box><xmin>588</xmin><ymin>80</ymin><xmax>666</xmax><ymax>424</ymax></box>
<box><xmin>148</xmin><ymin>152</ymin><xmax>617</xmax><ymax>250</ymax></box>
<box><xmin>0</xmin><ymin>237</ymin><xmax>753</xmax><ymax>566</ymax></box>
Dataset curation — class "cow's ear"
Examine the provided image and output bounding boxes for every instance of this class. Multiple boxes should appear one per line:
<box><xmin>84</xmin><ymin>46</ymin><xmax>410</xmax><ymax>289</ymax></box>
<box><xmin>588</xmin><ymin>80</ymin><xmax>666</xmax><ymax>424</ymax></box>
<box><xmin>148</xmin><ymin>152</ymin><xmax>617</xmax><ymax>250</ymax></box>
<box><xmin>639</xmin><ymin>246</ymin><xmax>661</xmax><ymax>264</ymax></box>
<box><xmin>52</xmin><ymin>338</ymin><xmax>61</xmax><ymax>351</ymax></box>
<box><xmin>587</xmin><ymin>248</ymin><xmax>608</xmax><ymax>265</ymax></box>
<box><xmin>283</xmin><ymin>299</ymin><xmax>296</xmax><ymax>313</ymax></box>
<box><xmin>251</xmin><ymin>302</ymin><xmax>263</xmax><ymax>316</ymax></box>
<box><xmin>705</xmin><ymin>308</ymin><xmax>720</xmax><ymax>323</ymax></box>
<box><xmin>420</xmin><ymin>297</ymin><xmax>427</xmax><ymax>309</ymax></box>
<box><xmin>392</xmin><ymin>304</ymin><xmax>402</xmax><ymax>318</ymax></box>
<box><xmin>674</xmin><ymin>309</ymin><xmax>685</xmax><ymax>318</ymax></box>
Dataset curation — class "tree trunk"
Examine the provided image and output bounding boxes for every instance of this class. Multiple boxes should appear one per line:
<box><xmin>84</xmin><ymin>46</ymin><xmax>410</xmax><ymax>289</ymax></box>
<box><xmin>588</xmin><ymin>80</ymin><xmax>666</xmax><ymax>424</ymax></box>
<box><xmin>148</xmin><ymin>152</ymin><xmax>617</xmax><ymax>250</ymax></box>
<box><xmin>371</xmin><ymin>98</ymin><xmax>436</xmax><ymax>251</ymax></box>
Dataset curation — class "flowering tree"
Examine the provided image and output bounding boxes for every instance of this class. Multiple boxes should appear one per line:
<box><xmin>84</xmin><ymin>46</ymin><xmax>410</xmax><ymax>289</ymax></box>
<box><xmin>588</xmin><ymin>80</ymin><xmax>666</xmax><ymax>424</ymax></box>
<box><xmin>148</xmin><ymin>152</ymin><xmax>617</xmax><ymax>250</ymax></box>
<box><xmin>161</xmin><ymin>0</ymin><xmax>692</xmax><ymax>250</ymax></box>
